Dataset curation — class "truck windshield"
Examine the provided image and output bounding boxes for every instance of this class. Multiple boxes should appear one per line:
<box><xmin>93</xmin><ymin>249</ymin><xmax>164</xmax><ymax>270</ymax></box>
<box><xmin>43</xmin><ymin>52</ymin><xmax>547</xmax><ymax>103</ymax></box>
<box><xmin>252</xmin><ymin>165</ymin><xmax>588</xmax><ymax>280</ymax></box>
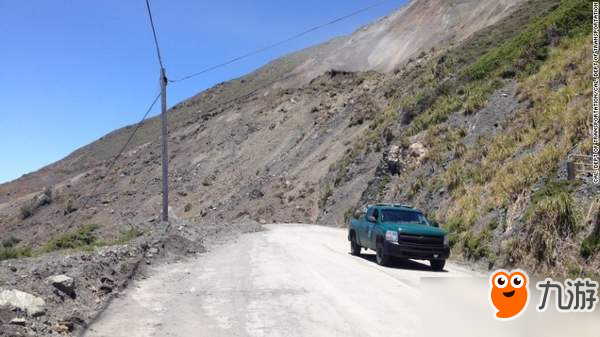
<box><xmin>380</xmin><ymin>209</ymin><xmax>429</xmax><ymax>225</ymax></box>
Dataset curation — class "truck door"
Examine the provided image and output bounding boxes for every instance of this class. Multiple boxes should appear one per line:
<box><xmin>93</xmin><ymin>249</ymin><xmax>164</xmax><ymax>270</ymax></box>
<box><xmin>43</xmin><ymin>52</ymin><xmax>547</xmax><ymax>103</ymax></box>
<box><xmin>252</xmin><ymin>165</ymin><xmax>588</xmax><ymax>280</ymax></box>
<box><xmin>365</xmin><ymin>208</ymin><xmax>379</xmax><ymax>250</ymax></box>
<box><xmin>356</xmin><ymin>208</ymin><xmax>372</xmax><ymax>246</ymax></box>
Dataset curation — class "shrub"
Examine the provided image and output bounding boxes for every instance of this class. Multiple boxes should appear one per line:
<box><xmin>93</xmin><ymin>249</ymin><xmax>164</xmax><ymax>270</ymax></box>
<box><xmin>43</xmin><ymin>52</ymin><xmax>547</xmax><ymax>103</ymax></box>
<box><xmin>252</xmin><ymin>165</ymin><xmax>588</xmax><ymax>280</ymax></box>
<box><xmin>114</xmin><ymin>227</ymin><xmax>144</xmax><ymax>245</ymax></box>
<box><xmin>0</xmin><ymin>236</ymin><xmax>32</xmax><ymax>261</ymax></box>
<box><xmin>581</xmin><ymin>231</ymin><xmax>600</xmax><ymax>259</ymax></box>
<box><xmin>444</xmin><ymin>161</ymin><xmax>464</xmax><ymax>191</ymax></box>
<box><xmin>41</xmin><ymin>224</ymin><xmax>100</xmax><ymax>253</ymax></box>
<box><xmin>525</xmin><ymin>181</ymin><xmax>578</xmax><ymax>263</ymax></box>
<box><xmin>378</xmin><ymin>175</ymin><xmax>391</xmax><ymax>196</ymax></box>
<box><xmin>1</xmin><ymin>236</ymin><xmax>20</xmax><ymax>248</ymax></box>
<box><xmin>0</xmin><ymin>245</ymin><xmax>32</xmax><ymax>261</ymax></box>
<box><xmin>445</xmin><ymin>218</ymin><xmax>466</xmax><ymax>248</ymax></box>
<box><xmin>19</xmin><ymin>203</ymin><xmax>34</xmax><ymax>220</ymax></box>
<box><xmin>464</xmin><ymin>228</ymin><xmax>493</xmax><ymax>260</ymax></box>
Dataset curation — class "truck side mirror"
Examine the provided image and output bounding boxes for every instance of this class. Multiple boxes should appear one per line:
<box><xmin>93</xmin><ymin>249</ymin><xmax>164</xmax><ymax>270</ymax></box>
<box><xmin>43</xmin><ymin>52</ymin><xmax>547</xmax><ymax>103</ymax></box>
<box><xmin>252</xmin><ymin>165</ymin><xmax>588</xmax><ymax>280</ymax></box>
<box><xmin>367</xmin><ymin>215</ymin><xmax>377</xmax><ymax>223</ymax></box>
<box><xmin>431</xmin><ymin>221</ymin><xmax>439</xmax><ymax>228</ymax></box>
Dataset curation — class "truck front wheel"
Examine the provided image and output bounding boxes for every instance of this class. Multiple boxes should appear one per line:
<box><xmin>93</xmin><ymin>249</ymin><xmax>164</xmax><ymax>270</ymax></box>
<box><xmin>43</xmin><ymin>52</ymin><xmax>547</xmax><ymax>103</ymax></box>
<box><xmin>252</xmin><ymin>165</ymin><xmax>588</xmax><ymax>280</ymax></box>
<box><xmin>350</xmin><ymin>235</ymin><xmax>361</xmax><ymax>256</ymax></box>
<box><xmin>376</xmin><ymin>242</ymin><xmax>391</xmax><ymax>266</ymax></box>
<box><xmin>430</xmin><ymin>259</ymin><xmax>446</xmax><ymax>271</ymax></box>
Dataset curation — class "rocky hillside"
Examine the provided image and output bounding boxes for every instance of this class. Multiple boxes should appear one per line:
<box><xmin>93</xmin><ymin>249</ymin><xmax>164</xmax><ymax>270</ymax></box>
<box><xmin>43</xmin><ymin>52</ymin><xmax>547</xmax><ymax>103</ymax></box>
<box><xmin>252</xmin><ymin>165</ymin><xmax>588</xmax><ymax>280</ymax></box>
<box><xmin>0</xmin><ymin>0</ymin><xmax>524</xmax><ymax>204</ymax></box>
<box><xmin>323</xmin><ymin>0</ymin><xmax>598</xmax><ymax>276</ymax></box>
<box><xmin>0</xmin><ymin>0</ymin><xmax>597</xmax><ymax>278</ymax></box>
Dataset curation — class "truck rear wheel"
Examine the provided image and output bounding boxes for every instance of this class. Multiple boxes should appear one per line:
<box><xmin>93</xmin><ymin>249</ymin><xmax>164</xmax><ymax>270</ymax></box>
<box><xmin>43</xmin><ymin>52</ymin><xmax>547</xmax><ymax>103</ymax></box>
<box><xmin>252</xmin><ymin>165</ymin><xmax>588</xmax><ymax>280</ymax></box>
<box><xmin>376</xmin><ymin>242</ymin><xmax>390</xmax><ymax>266</ymax></box>
<box><xmin>350</xmin><ymin>235</ymin><xmax>361</xmax><ymax>256</ymax></box>
<box><xmin>430</xmin><ymin>259</ymin><xmax>446</xmax><ymax>271</ymax></box>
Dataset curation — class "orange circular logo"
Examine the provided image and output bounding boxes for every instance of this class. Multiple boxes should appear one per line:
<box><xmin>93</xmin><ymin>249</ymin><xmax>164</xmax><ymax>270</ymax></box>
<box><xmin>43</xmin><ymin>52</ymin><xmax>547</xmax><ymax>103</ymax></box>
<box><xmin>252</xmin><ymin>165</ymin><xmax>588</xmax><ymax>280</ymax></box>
<box><xmin>489</xmin><ymin>269</ymin><xmax>530</xmax><ymax>320</ymax></box>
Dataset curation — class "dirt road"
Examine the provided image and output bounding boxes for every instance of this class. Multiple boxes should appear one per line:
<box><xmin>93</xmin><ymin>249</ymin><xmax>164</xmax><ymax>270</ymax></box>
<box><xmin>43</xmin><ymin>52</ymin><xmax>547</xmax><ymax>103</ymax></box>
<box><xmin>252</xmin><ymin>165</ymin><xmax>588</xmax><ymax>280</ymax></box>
<box><xmin>84</xmin><ymin>224</ymin><xmax>478</xmax><ymax>337</ymax></box>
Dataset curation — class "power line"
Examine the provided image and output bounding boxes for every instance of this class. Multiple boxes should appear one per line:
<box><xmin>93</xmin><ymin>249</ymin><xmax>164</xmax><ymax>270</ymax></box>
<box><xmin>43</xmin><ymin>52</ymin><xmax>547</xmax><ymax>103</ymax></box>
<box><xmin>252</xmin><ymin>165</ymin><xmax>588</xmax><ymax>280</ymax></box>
<box><xmin>193</xmin><ymin>73</ymin><xmax>296</xmax><ymax>116</ymax></box>
<box><xmin>145</xmin><ymin>0</ymin><xmax>165</xmax><ymax>70</ymax></box>
<box><xmin>66</xmin><ymin>90</ymin><xmax>161</xmax><ymax>228</ymax></box>
<box><xmin>169</xmin><ymin>0</ymin><xmax>392</xmax><ymax>83</ymax></box>
<box><xmin>106</xmin><ymin>91</ymin><xmax>161</xmax><ymax>171</ymax></box>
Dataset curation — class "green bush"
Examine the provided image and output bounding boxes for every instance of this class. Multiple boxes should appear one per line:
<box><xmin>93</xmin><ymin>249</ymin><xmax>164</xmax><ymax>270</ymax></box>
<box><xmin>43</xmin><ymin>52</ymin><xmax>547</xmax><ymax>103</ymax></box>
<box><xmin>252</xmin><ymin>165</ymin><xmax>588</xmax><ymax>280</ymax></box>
<box><xmin>41</xmin><ymin>224</ymin><xmax>144</xmax><ymax>254</ymax></box>
<box><xmin>444</xmin><ymin>218</ymin><xmax>466</xmax><ymax>248</ymax></box>
<box><xmin>464</xmin><ymin>228</ymin><xmax>493</xmax><ymax>260</ymax></box>
<box><xmin>1</xmin><ymin>224</ymin><xmax>143</xmax><ymax>261</ymax></box>
<box><xmin>525</xmin><ymin>181</ymin><xmax>578</xmax><ymax>263</ymax></box>
<box><xmin>41</xmin><ymin>224</ymin><xmax>100</xmax><ymax>253</ymax></box>
<box><xmin>581</xmin><ymin>233</ymin><xmax>600</xmax><ymax>259</ymax></box>
<box><xmin>464</xmin><ymin>0</ymin><xmax>590</xmax><ymax>80</ymax></box>
<box><xmin>0</xmin><ymin>245</ymin><xmax>32</xmax><ymax>261</ymax></box>
<box><xmin>0</xmin><ymin>236</ymin><xmax>32</xmax><ymax>261</ymax></box>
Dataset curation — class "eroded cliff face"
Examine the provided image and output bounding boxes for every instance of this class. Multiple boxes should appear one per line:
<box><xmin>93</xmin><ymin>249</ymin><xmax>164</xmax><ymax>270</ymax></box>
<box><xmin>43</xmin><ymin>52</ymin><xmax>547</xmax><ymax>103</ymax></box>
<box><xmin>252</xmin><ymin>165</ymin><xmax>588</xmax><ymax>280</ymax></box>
<box><xmin>0</xmin><ymin>0</ymin><xmax>524</xmax><ymax>247</ymax></box>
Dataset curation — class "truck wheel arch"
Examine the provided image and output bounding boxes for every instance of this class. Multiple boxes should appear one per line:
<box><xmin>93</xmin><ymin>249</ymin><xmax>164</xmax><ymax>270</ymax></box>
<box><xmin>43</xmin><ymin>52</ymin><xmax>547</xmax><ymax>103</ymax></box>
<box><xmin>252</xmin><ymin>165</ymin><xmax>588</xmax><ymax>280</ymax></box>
<box><xmin>349</xmin><ymin>229</ymin><xmax>356</xmax><ymax>241</ymax></box>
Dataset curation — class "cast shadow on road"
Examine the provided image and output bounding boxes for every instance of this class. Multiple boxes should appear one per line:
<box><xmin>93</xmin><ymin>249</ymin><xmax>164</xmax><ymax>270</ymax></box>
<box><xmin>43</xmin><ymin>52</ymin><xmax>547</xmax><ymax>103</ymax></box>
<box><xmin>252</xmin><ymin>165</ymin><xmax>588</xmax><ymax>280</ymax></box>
<box><xmin>353</xmin><ymin>253</ymin><xmax>447</xmax><ymax>273</ymax></box>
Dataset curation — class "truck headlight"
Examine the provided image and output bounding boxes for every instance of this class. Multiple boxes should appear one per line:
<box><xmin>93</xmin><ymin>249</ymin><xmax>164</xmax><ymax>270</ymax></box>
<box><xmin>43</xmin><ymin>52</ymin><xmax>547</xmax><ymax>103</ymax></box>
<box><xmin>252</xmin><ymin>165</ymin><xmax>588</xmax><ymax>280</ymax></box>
<box><xmin>385</xmin><ymin>230</ymin><xmax>398</xmax><ymax>243</ymax></box>
<box><xmin>443</xmin><ymin>235</ymin><xmax>449</xmax><ymax>246</ymax></box>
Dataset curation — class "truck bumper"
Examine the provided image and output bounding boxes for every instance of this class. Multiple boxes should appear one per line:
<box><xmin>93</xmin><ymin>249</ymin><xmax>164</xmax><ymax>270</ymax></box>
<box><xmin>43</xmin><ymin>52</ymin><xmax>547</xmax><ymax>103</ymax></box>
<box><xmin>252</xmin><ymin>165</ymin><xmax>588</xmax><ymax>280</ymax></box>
<box><xmin>383</xmin><ymin>241</ymin><xmax>450</xmax><ymax>260</ymax></box>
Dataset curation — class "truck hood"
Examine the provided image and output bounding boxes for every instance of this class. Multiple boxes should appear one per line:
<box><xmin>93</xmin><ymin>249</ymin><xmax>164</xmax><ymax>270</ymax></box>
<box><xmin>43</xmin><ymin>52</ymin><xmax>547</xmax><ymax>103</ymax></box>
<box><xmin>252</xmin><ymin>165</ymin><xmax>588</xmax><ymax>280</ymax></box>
<box><xmin>381</xmin><ymin>223</ymin><xmax>447</xmax><ymax>237</ymax></box>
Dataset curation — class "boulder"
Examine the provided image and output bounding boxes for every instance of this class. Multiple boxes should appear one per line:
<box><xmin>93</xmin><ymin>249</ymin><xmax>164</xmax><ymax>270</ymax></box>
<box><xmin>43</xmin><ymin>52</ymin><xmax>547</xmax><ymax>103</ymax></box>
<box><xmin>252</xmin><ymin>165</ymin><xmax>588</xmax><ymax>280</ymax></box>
<box><xmin>0</xmin><ymin>289</ymin><xmax>45</xmax><ymax>316</ymax></box>
<box><xmin>9</xmin><ymin>317</ymin><xmax>26</xmax><ymax>326</ymax></box>
<box><xmin>409</xmin><ymin>142</ymin><xmax>427</xmax><ymax>159</ymax></box>
<box><xmin>47</xmin><ymin>275</ymin><xmax>76</xmax><ymax>298</ymax></box>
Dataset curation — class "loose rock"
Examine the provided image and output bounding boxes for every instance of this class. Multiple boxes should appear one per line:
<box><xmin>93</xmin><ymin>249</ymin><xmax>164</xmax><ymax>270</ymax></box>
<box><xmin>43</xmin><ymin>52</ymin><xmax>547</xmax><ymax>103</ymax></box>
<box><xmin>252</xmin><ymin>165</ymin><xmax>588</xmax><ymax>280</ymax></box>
<box><xmin>9</xmin><ymin>317</ymin><xmax>26</xmax><ymax>326</ymax></box>
<box><xmin>47</xmin><ymin>275</ymin><xmax>76</xmax><ymax>298</ymax></box>
<box><xmin>0</xmin><ymin>289</ymin><xmax>46</xmax><ymax>316</ymax></box>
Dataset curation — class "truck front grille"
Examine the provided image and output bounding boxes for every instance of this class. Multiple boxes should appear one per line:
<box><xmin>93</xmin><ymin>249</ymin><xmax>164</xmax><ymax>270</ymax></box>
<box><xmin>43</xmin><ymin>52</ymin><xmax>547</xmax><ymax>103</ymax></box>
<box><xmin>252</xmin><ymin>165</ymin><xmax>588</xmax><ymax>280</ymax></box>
<box><xmin>398</xmin><ymin>234</ymin><xmax>443</xmax><ymax>245</ymax></box>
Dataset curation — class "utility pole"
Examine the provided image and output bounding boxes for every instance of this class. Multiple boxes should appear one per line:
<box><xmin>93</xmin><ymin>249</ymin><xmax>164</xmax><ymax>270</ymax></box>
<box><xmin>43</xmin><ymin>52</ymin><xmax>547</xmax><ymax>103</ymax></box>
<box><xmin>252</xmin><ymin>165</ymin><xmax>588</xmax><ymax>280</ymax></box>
<box><xmin>160</xmin><ymin>67</ymin><xmax>169</xmax><ymax>222</ymax></box>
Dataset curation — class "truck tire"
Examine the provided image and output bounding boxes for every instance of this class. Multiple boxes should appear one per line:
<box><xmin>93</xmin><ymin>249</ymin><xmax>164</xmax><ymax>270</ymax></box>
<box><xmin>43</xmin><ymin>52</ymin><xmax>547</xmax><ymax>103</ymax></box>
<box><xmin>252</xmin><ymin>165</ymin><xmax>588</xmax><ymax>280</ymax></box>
<box><xmin>430</xmin><ymin>259</ymin><xmax>446</xmax><ymax>271</ymax></box>
<box><xmin>376</xmin><ymin>242</ymin><xmax>390</xmax><ymax>266</ymax></box>
<box><xmin>350</xmin><ymin>235</ymin><xmax>361</xmax><ymax>256</ymax></box>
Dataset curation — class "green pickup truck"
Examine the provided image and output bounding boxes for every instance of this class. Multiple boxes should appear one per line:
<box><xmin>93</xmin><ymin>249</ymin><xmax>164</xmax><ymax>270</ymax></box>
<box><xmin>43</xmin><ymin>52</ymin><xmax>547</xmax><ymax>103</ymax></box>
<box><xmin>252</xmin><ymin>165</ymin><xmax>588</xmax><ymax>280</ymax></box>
<box><xmin>348</xmin><ymin>204</ymin><xmax>449</xmax><ymax>271</ymax></box>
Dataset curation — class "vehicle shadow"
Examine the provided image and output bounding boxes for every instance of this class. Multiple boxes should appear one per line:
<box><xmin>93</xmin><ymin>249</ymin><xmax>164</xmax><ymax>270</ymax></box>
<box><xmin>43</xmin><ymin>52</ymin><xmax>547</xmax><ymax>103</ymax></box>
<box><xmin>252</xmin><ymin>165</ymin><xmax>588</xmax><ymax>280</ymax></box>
<box><xmin>353</xmin><ymin>253</ymin><xmax>447</xmax><ymax>273</ymax></box>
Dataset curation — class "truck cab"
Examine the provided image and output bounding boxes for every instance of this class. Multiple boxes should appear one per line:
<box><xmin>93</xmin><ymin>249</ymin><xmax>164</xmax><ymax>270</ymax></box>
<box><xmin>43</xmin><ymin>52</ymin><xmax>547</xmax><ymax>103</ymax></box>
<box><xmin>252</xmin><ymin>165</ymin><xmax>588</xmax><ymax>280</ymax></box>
<box><xmin>348</xmin><ymin>204</ymin><xmax>449</xmax><ymax>271</ymax></box>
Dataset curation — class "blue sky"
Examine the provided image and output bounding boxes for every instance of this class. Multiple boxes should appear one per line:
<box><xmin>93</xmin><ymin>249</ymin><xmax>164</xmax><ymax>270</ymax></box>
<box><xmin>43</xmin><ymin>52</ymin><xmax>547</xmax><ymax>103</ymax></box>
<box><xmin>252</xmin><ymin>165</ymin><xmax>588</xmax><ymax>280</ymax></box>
<box><xmin>0</xmin><ymin>0</ymin><xmax>404</xmax><ymax>183</ymax></box>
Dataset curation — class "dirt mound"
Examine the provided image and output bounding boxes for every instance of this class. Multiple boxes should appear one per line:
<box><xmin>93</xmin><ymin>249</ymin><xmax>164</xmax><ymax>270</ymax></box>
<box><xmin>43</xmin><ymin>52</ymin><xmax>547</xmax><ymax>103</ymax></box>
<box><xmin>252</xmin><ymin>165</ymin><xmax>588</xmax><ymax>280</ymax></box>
<box><xmin>0</xmin><ymin>220</ymin><xmax>261</xmax><ymax>336</ymax></box>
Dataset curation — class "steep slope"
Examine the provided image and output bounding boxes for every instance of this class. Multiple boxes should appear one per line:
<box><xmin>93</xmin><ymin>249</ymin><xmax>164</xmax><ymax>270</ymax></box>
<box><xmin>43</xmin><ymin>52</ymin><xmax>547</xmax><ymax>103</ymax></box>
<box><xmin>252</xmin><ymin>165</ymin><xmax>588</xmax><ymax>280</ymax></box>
<box><xmin>323</xmin><ymin>0</ymin><xmax>598</xmax><ymax>276</ymax></box>
<box><xmin>3</xmin><ymin>0</ymin><xmax>597</xmax><ymax>278</ymax></box>
<box><xmin>0</xmin><ymin>0</ymin><xmax>522</xmax><ymax>240</ymax></box>
<box><xmin>284</xmin><ymin>0</ymin><xmax>522</xmax><ymax>82</ymax></box>
<box><xmin>0</xmin><ymin>0</ymin><xmax>522</xmax><ymax>206</ymax></box>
